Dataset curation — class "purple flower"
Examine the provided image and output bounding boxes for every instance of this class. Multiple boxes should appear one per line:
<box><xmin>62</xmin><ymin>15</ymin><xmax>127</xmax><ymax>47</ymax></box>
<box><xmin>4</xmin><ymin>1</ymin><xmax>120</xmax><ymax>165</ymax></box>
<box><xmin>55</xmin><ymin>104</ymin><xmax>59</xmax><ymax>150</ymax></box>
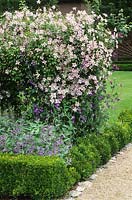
<box><xmin>80</xmin><ymin>115</ymin><xmax>86</xmax><ymax>122</ymax></box>
<box><xmin>0</xmin><ymin>135</ymin><xmax>6</xmax><ymax>141</ymax></box>
<box><xmin>11</xmin><ymin>127</ymin><xmax>20</xmax><ymax>135</ymax></box>
<box><xmin>60</xmin><ymin>134</ymin><xmax>65</xmax><ymax>139</ymax></box>
<box><xmin>27</xmin><ymin>145</ymin><xmax>35</xmax><ymax>154</ymax></box>
<box><xmin>13</xmin><ymin>147</ymin><xmax>19</xmax><ymax>154</ymax></box>
<box><xmin>88</xmin><ymin>91</ymin><xmax>94</xmax><ymax>96</ymax></box>
<box><xmin>29</xmin><ymin>80</ymin><xmax>35</xmax><ymax>87</ymax></box>
<box><xmin>53</xmin><ymin>145</ymin><xmax>58</xmax><ymax>155</ymax></box>
<box><xmin>37</xmin><ymin>147</ymin><xmax>45</xmax><ymax>156</ymax></box>
<box><xmin>33</xmin><ymin>104</ymin><xmax>43</xmax><ymax>116</ymax></box>
<box><xmin>0</xmin><ymin>135</ymin><xmax>6</xmax><ymax>146</ymax></box>
<box><xmin>72</xmin><ymin>116</ymin><xmax>75</xmax><ymax>123</ymax></box>
<box><xmin>82</xmin><ymin>60</ymin><xmax>87</xmax><ymax>68</ymax></box>
<box><xmin>55</xmin><ymin>138</ymin><xmax>63</xmax><ymax>146</ymax></box>
<box><xmin>54</xmin><ymin>103</ymin><xmax>60</xmax><ymax>109</ymax></box>
<box><xmin>31</xmin><ymin>60</ymin><xmax>37</xmax><ymax>67</ymax></box>
<box><xmin>47</xmin><ymin>150</ymin><xmax>53</xmax><ymax>156</ymax></box>
<box><xmin>118</xmin><ymin>32</ymin><xmax>124</xmax><ymax>39</ymax></box>
<box><xmin>42</xmin><ymin>126</ymin><xmax>47</xmax><ymax>132</ymax></box>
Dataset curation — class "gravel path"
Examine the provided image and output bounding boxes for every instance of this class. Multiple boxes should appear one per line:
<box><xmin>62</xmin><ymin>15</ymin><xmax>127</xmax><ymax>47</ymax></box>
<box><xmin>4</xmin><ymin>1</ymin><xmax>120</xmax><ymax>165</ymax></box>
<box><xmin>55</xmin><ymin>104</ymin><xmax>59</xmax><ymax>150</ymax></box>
<box><xmin>76</xmin><ymin>144</ymin><xmax>132</xmax><ymax>200</ymax></box>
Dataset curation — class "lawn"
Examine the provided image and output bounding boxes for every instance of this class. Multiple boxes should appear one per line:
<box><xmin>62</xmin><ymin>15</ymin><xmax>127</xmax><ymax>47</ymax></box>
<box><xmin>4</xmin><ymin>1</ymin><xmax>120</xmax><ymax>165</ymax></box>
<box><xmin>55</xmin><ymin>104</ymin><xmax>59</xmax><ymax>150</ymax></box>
<box><xmin>108</xmin><ymin>71</ymin><xmax>132</xmax><ymax>121</ymax></box>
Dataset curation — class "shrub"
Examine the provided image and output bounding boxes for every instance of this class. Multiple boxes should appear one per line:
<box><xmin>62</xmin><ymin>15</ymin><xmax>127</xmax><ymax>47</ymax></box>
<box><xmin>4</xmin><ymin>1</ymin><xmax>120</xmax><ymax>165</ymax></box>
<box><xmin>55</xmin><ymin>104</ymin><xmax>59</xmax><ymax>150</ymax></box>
<box><xmin>87</xmin><ymin>134</ymin><xmax>111</xmax><ymax>165</ymax></box>
<box><xmin>69</xmin><ymin>118</ymin><xmax>132</xmax><ymax>181</ymax></box>
<box><xmin>0</xmin><ymin>110</ymin><xmax>132</xmax><ymax>199</ymax></box>
<box><xmin>118</xmin><ymin>109</ymin><xmax>132</xmax><ymax>140</ymax></box>
<box><xmin>108</xmin><ymin>123</ymin><xmax>131</xmax><ymax>150</ymax></box>
<box><xmin>69</xmin><ymin>143</ymin><xmax>100</xmax><ymax>179</ymax></box>
<box><xmin>102</xmin><ymin>130</ymin><xmax>119</xmax><ymax>156</ymax></box>
<box><xmin>118</xmin><ymin>109</ymin><xmax>132</xmax><ymax>127</ymax></box>
<box><xmin>0</xmin><ymin>7</ymin><xmax>117</xmax><ymax>137</ymax></box>
<box><xmin>0</xmin><ymin>153</ymin><xmax>77</xmax><ymax>200</ymax></box>
<box><xmin>115</xmin><ymin>64</ymin><xmax>132</xmax><ymax>71</ymax></box>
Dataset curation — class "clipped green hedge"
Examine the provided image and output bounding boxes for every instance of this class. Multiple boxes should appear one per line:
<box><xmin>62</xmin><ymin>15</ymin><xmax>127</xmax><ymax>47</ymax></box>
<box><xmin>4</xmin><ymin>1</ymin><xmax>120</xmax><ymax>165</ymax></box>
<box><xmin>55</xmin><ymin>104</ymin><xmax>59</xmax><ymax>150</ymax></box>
<box><xmin>112</xmin><ymin>60</ymin><xmax>132</xmax><ymax>71</ymax></box>
<box><xmin>114</xmin><ymin>60</ymin><xmax>132</xmax><ymax>64</ymax></box>
<box><xmin>69</xmin><ymin>144</ymin><xmax>100</xmax><ymax>180</ymax></box>
<box><xmin>118</xmin><ymin>109</ymin><xmax>132</xmax><ymax>125</ymax></box>
<box><xmin>103</xmin><ymin>131</ymin><xmax>120</xmax><ymax>156</ymax></box>
<box><xmin>116</xmin><ymin>64</ymin><xmax>132</xmax><ymax>71</ymax></box>
<box><xmin>0</xmin><ymin>110</ymin><xmax>132</xmax><ymax>198</ymax></box>
<box><xmin>69</xmin><ymin>120</ymin><xmax>132</xmax><ymax>180</ymax></box>
<box><xmin>87</xmin><ymin>134</ymin><xmax>111</xmax><ymax>165</ymax></box>
<box><xmin>0</xmin><ymin>154</ymin><xmax>78</xmax><ymax>200</ymax></box>
<box><xmin>118</xmin><ymin>109</ymin><xmax>132</xmax><ymax>140</ymax></box>
<box><xmin>104</xmin><ymin>123</ymin><xmax>131</xmax><ymax>150</ymax></box>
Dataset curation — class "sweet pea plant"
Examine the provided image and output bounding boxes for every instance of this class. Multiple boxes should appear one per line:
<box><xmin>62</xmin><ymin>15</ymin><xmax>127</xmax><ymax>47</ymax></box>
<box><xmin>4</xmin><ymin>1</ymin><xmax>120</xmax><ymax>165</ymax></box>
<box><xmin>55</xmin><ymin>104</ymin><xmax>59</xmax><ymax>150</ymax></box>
<box><xmin>0</xmin><ymin>7</ymin><xmax>117</xmax><ymax>139</ymax></box>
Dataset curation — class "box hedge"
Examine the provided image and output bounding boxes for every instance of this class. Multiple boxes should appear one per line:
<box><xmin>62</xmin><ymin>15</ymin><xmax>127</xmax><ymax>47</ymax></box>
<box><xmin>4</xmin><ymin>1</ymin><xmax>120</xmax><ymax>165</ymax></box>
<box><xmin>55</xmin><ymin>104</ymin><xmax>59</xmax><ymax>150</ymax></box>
<box><xmin>107</xmin><ymin>123</ymin><xmax>131</xmax><ymax>150</ymax></box>
<box><xmin>118</xmin><ymin>109</ymin><xmax>132</xmax><ymax>127</ymax></box>
<box><xmin>69</xmin><ymin>143</ymin><xmax>100</xmax><ymax>180</ymax></box>
<box><xmin>0</xmin><ymin>154</ymin><xmax>78</xmax><ymax>200</ymax></box>
<box><xmin>102</xmin><ymin>131</ymin><xmax>120</xmax><ymax>156</ymax></box>
<box><xmin>69</xmin><ymin>117</ymin><xmax>132</xmax><ymax>180</ymax></box>
<box><xmin>86</xmin><ymin>134</ymin><xmax>112</xmax><ymax>165</ymax></box>
<box><xmin>0</xmin><ymin>110</ymin><xmax>132</xmax><ymax>198</ymax></box>
<box><xmin>116</xmin><ymin>64</ymin><xmax>132</xmax><ymax>71</ymax></box>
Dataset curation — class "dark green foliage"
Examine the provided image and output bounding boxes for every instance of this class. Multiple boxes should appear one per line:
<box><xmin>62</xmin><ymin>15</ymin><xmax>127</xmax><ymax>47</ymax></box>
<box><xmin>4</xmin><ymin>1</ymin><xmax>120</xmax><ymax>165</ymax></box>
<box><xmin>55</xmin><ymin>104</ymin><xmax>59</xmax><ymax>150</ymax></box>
<box><xmin>113</xmin><ymin>60</ymin><xmax>132</xmax><ymax>71</ymax></box>
<box><xmin>108</xmin><ymin>123</ymin><xmax>131</xmax><ymax>150</ymax></box>
<box><xmin>1</xmin><ymin>110</ymin><xmax>132</xmax><ymax>198</ymax></box>
<box><xmin>100</xmin><ymin>0</ymin><xmax>132</xmax><ymax>22</ymax></box>
<box><xmin>102</xmin><ymin>131</ymin><xmax>119</xmax><ymax>156</ymax></box>
<box><xmin>69</xmin><ymin>143</ymin><xmax>100</xmax><ymax>179</ymax></box>
<box><xmin>118</xmin><ymin>109</ymin><xmax>132</xmax><ymax>127</ymax></box>
<box><xmin>69</xmin><ymin>110</ymin><xmax>132</xmax><ymax>179</ymax></box>
<box><xmin>83</xmin><ymin>0</ymin><xmax>101</xmax><ymax>13</ymax></box>
<box><xmin>68</xmin><ymin>166</ymin><xmax>81</xmax><ymax>185</ymax></box>
<box><xmin>116</xmin><ymin>64</ymin><xmax>132</xmax><ymax>71</ymax></box>
<box><xmin>114</xmin><ymin>60</ymin><xmax>132</xmax><ymax>64</ymax></box>
<box><xmin>87</xmin><ymin>134</ymin><xmax>111</xmax><ymax>165</ymax></box>
<box><xmin>0</xmin><ymin>154</ymin><xmax>76</xmax><ymax>200</ymax></box>
<box><xmin>118</xmin><ymin>109</ymin><xmax>132</xmax><ymax>140</ymax></box>
<box><xmin>0</xmin><ymin>0</ymin><xmax>58</xmax><ymax>13</ymax></box>
<box><xmin>69</xmin><ymin>133</ymin><xmax>112</xmax><ymax>178</ymax></box>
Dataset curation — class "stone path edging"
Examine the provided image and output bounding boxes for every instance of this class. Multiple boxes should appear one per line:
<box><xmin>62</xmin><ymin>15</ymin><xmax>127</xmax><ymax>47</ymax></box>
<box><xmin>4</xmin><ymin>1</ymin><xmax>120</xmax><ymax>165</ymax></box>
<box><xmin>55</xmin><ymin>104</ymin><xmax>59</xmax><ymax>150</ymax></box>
<box><xmin>60</xmin><ymin>143</ymin><xmax>132</xmax><ymax>200</ymax></box>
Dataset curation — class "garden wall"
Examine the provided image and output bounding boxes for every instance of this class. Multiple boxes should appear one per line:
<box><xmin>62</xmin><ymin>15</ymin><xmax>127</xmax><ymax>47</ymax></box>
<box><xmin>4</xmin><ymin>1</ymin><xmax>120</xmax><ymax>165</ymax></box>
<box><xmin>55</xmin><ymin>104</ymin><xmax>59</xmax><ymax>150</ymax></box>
<box><xmin>117</xmin><ymin>31</ymin><xmax>132</xmax><ymax>60</ymax></box>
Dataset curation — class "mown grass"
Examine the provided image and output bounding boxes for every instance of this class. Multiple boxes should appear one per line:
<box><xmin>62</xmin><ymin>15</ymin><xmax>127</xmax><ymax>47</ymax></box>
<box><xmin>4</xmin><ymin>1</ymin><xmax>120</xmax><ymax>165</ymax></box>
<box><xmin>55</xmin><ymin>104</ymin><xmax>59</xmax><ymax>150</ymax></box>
<box><xmin>108</xmin><ymin>71</ymin><xmax>132</xmax><ymax>122</ymax></box>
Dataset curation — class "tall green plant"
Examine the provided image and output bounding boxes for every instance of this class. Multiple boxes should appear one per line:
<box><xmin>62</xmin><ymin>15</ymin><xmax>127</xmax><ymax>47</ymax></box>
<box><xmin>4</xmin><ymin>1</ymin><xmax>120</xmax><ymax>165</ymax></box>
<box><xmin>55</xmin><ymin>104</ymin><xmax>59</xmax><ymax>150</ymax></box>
<box><xmin>0</xmin><ymin>7</ymin><xmax>117</xmax><ymax>137</ymax></box>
